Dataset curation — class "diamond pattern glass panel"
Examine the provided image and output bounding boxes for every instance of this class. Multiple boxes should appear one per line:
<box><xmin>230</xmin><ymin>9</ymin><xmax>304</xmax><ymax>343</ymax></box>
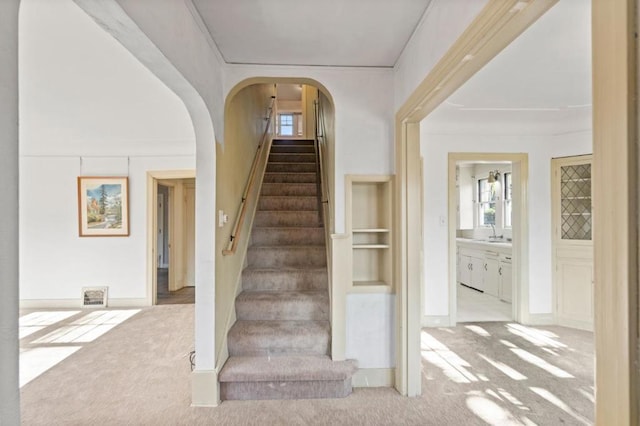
<box><xmin>560</xmin><ymin>164</ymin><xmax>592</xmax><ymax>240</ymax></box>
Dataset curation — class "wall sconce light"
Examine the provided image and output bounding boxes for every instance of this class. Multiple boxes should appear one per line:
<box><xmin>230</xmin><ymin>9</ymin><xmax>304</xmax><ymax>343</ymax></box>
<box><xmin>488</xmin><ymin>170</ymin><xmax>501</xmax><ymax>183</ymax></box>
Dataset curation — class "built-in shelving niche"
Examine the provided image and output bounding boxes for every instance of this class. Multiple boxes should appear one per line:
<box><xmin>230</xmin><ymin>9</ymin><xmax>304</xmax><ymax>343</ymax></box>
<box><xmin>347</xmin><ymin>175</ymin><xmax>393</xmax><ymax>292</ymax></box>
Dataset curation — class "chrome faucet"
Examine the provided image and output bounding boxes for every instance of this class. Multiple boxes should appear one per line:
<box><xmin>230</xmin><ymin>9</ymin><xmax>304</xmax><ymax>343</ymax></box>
<box><xmin>489</xmin><ymin>224</ymin><xmax>502</xmax><ymax>239</ymax></box>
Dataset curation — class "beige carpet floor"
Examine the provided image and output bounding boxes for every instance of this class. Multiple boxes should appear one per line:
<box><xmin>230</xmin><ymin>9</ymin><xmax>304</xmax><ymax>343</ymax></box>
<box><xmin>20</xmin><ymin>305</ymin><xmax>594</xmax><ymax>425</ymax></box>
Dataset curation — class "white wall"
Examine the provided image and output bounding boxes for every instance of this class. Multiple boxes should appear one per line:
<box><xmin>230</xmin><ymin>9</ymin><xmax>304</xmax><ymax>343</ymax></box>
<box><xmin>393</xmin><ymin>0</ymin><xmax>488</xmax><ymax>110</ymax></box>
<box><xmin>225</xmin><ymin>65</ymin><xmax>395</xmax><ymax>234</ymax></box>
<box><xmin>420</xmin><ymin>123</ymin><xmax>591</xmax><ymax>318</ymax></box>
<box><xmin>19</xmin><ymin>0</ymin><xmax>196</xmax><ymax>304</ymax></box>
<box><xmin>346</xmin><ymin>294</ymin><xmax>395</xmax><ymax>369</ymax></box>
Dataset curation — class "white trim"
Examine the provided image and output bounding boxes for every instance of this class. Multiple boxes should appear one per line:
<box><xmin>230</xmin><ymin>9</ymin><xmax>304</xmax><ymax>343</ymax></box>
<box><xmin>352</xmin><ymin>368</ymin><xmax>395</xmax><ymax>388</ymax></box>
<box><xmin>331</xmin><ymin>234</ymin><xmax>349</xmax><ymax>361</ymax></box>
<box><xmin>447</xmin><ymin>153</ymin><xmax>529</xmax><ymax>327</ymax></box>
<box><xmin>394</xmin><ymin>1</ymin><xmax>555</xmax><ymax>397</ymax></box>
<box><xmin>191</xmin><ymin>370</ymin><xmax>220</xmax><ymax>407</ymax></box>
<box><xmin>421</xmin><ymin>315</ymin><xmax>453</xmax><ymax>327</ymax></box>
<box><xmin>20</xmin><ymin>298</ymin><xmax>148</xmax><ymax>309</ymax></box>
<box><xmin>146</xmin><ymin>170</ymin><xmax>196</xmax><ymax>306</ymax></box>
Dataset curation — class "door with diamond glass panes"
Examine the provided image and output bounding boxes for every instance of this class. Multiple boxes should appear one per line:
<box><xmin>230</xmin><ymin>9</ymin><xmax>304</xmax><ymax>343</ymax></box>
<box><xmin>552</xmin><ymin>155</ymin><xmax>593</xmax><ymax>331</ymax></box>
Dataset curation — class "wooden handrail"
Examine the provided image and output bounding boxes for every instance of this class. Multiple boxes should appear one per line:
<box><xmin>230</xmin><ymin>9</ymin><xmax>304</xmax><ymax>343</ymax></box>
<box><xmin>314</xmin><ymin>98</ymin><xmax>330</xmax><ymax>209</ymax></box>
<box><xmin>222</xmin><ymin>96</ymin><xmax>276</xmax><ymax>256</ymax></box>
<box><xmin>313</xmin><ymin>100</ymin><xmax>323</xmax><ymax>226</ymax></box>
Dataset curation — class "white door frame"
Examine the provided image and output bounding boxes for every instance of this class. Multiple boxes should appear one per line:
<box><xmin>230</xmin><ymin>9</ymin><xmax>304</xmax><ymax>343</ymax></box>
<box><xmin>146</xmin><ymin>170</ymin><xmax>195</xmax><ymax>305</ymax></box>
<box><xmin>447</xmin><ymin>153</ymin><xmax>529</xmax><ymax>325</ymax></box>
<box><xmin>393</xmin><ymin>0</ymin><xmax>556</xmax><ymax>398</ymax></box>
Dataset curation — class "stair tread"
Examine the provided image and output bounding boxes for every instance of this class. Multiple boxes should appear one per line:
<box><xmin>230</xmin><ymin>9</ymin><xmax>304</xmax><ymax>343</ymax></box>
<box><xmin>219</xmin><ymin>355</ymin><xmax>357</xmax><ymax>382</ymax></box>
<box><xmin>250</xmin><ymin>246</ymin><xmax>325</xmax><ymax>250</ymax></box>
<box><xmin>251</xmin><ymin>226</ymin><xmax>324</xmax><ymax>230</ymax></box>
<box><xmin>230</xmin><ymin>320</ymin><xmax>330</xmax><ymax>336</ymax></box>
<box><xmin>259</xmin><ymin>195</ymin><xmax>317</xmax><ymax>198</ymax></box>
<box><xmin>255</xmin><ymin>210</ymin><xmax>321</xmax><ymax>213</ymax></box>
<box><xmin>264</xmin><ymin>172</ymin><xmax>315</xmax><ymax>175</ymax></box>
<box><xmin>243</xmin><ymin>267</ymin><xmax>326</xmax><ymax>273</ymax></box>
<box><xmin>238</xmin><ymin>290</ymin><xmax>327</xmax><ymax>297</ymax></box>
<box><xmin>267</xmin><ymin>162</ymin><xmax>317</xmax><ymax>165</ymax></box>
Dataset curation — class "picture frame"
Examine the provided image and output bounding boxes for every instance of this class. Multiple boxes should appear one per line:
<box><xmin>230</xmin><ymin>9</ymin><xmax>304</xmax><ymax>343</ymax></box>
<box><xmin>77</xmin><ymin>176</ymin><xmax>129</xmax><ymax>237</ymax></box>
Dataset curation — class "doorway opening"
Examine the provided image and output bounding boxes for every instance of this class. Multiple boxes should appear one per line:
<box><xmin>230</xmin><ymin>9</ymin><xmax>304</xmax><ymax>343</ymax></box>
<box><xmin>447</xmin><ymin>154</ymin><xmax>528</xmax><ymax>325</ymax></box>
<box><xmin>146</xmin><ymin>171</ymin><xmax>196</xmax><ymax>305</ymax></box>
<box><xmin>450</xmin><ymin>159</ymin><xmax>523</xmax><ymax>323</ymax></box>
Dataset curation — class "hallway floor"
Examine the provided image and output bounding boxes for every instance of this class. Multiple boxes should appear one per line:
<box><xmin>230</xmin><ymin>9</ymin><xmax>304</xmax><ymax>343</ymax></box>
<box><xmin>156</xmin><ymin>268</ymin><xmax>195</xmax><ymax>305</ymax></box>
<box><xmin>457</xmin><ymin>283</ymin><xmax>513</xmax><ymax>322</ymax></box>
<box><xmin>20</xmin><ymin>305</ymin><xmax>594</xmax><ymax>425</ymax></box>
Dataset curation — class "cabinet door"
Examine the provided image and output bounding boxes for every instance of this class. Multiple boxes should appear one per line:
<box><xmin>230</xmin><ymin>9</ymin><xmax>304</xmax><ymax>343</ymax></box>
<box><xmin>470</xmin><ymin>256</ymin><xmax>484</xmax><ymax>291</ymax></box>
<box><xmin>556</xmin><ymin>258</ymin><xmax>593</xmax><ymax>329</ymax></box>
<box><xmin>458</xmin><ymin>255</ymin><xmax>471</xmax><ymax>285</ymax></box>
<box><xmin>484</xmin><ymin>257</ymin><xmax>500</xmax><ymax>297</ymax></box>
<box><xmin>499</xmin><ymin>262</ymin><xmax>513</xmax><ymax>303</ymax></box>
<box><xmin>552</xmin><ymin>155</ymin><xmax>593</xmax><ymax>330</ymax></box>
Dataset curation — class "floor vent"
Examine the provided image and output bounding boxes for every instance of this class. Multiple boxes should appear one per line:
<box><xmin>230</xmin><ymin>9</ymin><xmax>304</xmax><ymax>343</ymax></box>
<box><xmin>82</xmin><ymin>287</ymin><xmax>108</xmax><ymax>308</ymax></box>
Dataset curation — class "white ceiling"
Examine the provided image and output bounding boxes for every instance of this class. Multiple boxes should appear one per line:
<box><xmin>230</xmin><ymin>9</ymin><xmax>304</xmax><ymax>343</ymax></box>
<box><xmin>427</xmin><ymin>0</ymin><xmax>591</xmax><ymax>132</ymax></box>
<box><xmin>191</xmin><ymin>0</ymin><xmax>433</xmax><ymax>67</ymax></box>
<box><xmin>277</xmin><ymin>84</ymin><xmax>302</xmax><ymax>101</ymax></box>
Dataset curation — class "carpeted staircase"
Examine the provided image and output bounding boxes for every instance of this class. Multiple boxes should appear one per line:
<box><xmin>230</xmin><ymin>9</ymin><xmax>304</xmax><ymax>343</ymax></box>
<box><xmin>219</xmin><ymin>139</ymin><xmax>357</xmax><ymax>400</ymax></box>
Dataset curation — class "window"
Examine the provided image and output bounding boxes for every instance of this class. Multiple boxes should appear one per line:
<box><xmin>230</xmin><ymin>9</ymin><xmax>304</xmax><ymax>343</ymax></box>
<box><xmin>278</xmin><ymin>113</ymin><xmax>293</xmax><ymax>136</ymax></box>
<box><xmin>504</xmin><ymin>172</ymin><xmax>512</xmax><ymax>228</ymax></box>
<box><xmin>277</xmin><ymin>112</ymin><xmax>304</xmax><ymax>137</ymax></box>
<box><xmin>478</xmin><ymin>178</ymin><xmax>497</xmax><ymax>226</ymax></box>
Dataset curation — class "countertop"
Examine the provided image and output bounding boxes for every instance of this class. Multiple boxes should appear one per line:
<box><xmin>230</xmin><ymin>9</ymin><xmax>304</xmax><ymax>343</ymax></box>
<box><xmin>456</xmin><ymin>237</ymin><xmax>512</xmax><ymax>250</ymax></box>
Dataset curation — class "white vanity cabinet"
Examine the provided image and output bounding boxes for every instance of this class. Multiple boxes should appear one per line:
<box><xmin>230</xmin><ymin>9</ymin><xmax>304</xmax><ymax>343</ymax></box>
<box><xmin>457</xmin><ymin>247</ymin><xmax>485</xmax><ymax>292</ymax></box>
<box><xmin>457</xmin><ymin>239</ymin><xmax>512</xmax><ymax>298</ymax></box>
<box><xmin>499</xmin><ymin>254</ymin><xmax>513</xmax><ymax>302</ymax></box>
<box><xmin>483</xmin><ymin>253</ymin><xmax>500</xmax><ymax>297</ymax></box>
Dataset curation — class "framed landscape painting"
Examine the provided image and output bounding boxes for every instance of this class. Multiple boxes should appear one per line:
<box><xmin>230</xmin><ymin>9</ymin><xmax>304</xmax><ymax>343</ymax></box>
<box><xmin>77</xmin><ymin>177</ymin><xmax>129</xmax><ymax>237</ymax></box>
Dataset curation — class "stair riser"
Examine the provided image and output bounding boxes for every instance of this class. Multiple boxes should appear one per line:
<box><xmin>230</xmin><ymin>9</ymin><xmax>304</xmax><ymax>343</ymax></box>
<box><xmin>272</xmin><ymin>139</ymin><xmax>314</xmax><ymax>146</ymax></box>
<box><xmin>242</xmin><ymin>270</ymin><xmax>327</xmax><ymax>292</ymax></box>
<box><xmin>227</xmin><ymin>322</ymin><xmax>330</xmax><ymax>357</ymax></box>
<box><xmin>221</xmin><ymin>379</ymin><xmax>352</xmax><ymax>400</ymax></box>
<box><xmin>270</xmin><ymin>145</ymin><xmax>315</xmax><ymax>154</ymax></box>
<box><xmin>269</xmin><ymin>154</ymin><xmax>316</xmax><ymax>163</ymax></box>
<box><xmin>258</xmin><ymin>196</ymin><xmax>317</xmax><ymax>211</ymax></box>
<box><xmin>251</xmin><ymin>228</ymin><xmax>325</xmax><ymax>246</ymax></box>
<box><xmin>248</xmin><ymin>248</ymin><xmax>326</xmax><ymax>268</ymax></box>
<box><xmin>254</xmin><ymin>211</ymin><xmax>321</xmax><ymax>227</ymax></box>
<box><xmin>263</xmin><ymin>173</ymin><xmax>316</xmax><ymax>183</ymax></box>
<box><xmin>236</xmin><ymin>294</ymin><xmax>329</xmax><ymax>321</ymax></box>
<box><xmin>261</xmin><ymin>183</ymin><xmax>317</xmax><ymax>196</ymax></box>
<box><xmin>266</xmin><ymin>163</ymin><xmax>316</xmax><ymax>173</ymax></box>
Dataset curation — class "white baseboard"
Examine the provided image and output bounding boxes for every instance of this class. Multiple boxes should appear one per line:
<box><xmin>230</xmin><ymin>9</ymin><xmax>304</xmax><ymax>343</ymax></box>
<box><xmin>523</xmin><ymin>313</ymin><xmax>555</xmax><ymax>326</ymax></box>
<box><xmin>20</xmin><ymin>298</ymin><xmax>149</xmax><ymax>309</ymax></box>
<box><xmin>352</xmin><ymin>368</ymin><xmax>395</xmax><ymax>387</ymax></box>
<box><xmin>555</xmin><ymin>316</ymin><xmax>594</xmax><ymax>332</ymax></box>
<box><xmin>422</xmin><ymin>315</ymin><xmax>453</xmax><ymax>327</ymax></box>
<box><xmin>191</xmin><ymin>370</ymin><xmax>219</xmax><ymax>407</ymax></box>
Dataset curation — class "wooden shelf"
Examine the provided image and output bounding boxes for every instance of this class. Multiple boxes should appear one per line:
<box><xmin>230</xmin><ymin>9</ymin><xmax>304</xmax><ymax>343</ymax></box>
<box><xmin>349</xmin><ymin>176</ymin><xmax>393</xmax><ymax>291</ymax></box>
<box><xmin>349</xmin><ymin>281</ymin><xmax>393</xmax><ymax>294</ymax></box>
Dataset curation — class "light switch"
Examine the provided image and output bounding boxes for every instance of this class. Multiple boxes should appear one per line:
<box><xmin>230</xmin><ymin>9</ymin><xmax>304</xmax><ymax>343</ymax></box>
<box><xmin>218</xmin><ymin>210</ymin><xmax>229</xmax><ymax>228</ymax></box>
